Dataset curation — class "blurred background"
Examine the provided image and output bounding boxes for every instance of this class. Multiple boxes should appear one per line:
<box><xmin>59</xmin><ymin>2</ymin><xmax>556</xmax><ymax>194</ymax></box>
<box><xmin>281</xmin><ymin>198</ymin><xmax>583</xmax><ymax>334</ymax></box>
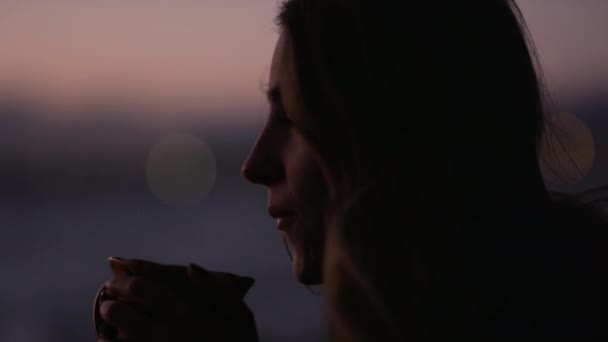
<box><xmin>0</xmin><ymin>1</ymin><xmax>606</xmax><ymax>341</ymax></box>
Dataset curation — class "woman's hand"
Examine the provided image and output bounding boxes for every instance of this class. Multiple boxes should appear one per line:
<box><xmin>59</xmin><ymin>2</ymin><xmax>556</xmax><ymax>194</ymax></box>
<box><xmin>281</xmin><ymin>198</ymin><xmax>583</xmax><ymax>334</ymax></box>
<box><xmin>96</xmin><ymin>260</ymin><xmax>258</xmax><ymax>342</ymax></box>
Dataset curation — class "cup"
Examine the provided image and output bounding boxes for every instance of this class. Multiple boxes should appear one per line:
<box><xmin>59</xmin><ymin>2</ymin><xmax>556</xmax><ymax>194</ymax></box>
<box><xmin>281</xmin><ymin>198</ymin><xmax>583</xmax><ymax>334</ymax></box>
<box><xmin>93</xmin><ymin>257</ymin><xmax>255</xmax><ymax>341</ymax></box>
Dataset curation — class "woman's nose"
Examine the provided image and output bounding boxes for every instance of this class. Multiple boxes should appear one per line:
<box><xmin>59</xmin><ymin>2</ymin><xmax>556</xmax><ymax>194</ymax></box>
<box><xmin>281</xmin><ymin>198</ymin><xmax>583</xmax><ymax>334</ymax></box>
<box><xmin>241</xmin><ymin>138</ymin><xmax>283</xmax><ymax>186</ymax></box>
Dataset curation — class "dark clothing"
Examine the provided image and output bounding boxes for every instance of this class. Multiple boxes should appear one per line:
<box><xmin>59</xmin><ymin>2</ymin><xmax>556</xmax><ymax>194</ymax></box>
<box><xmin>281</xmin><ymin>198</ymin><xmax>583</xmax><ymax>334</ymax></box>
<box><xmin>484</xmin><ymin>200</ymin><xmax>608</xmax><ymax>341</ymax></box>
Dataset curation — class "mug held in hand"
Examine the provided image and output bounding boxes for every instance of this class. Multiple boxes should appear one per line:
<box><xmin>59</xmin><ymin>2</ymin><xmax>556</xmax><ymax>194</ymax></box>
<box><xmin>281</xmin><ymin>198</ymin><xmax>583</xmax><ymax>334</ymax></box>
<box><xmin>93</xmin><ymin>257</ymin><xmax>257</xmax><ymax>341</ymax></box>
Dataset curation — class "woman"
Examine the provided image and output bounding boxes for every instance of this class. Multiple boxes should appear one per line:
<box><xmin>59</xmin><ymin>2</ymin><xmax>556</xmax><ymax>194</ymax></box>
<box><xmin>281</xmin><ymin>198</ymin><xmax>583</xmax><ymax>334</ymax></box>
<box><xmin>273</xmin><ymin>0</ymin><xmax>608</xmax><ymax>340</ymax></box>
<box><xmin>98</xmin><ymin>0</ymin><xmax>608</xmax><ymax>340</ymax></box>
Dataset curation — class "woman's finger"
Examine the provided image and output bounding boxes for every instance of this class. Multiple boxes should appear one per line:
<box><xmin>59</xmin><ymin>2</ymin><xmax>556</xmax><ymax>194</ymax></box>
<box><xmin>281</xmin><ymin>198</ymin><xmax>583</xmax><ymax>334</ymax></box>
<box><xmin>105</xmin><ymin>275</ymin><xmax>192</xmax><ymax>319</ymax></box>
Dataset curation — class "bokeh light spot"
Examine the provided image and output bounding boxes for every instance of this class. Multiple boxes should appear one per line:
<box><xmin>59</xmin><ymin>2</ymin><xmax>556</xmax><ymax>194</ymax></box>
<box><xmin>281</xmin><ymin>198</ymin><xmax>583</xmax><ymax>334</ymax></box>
<box><xmin>146</xmin><ymin>133</ymin><xmax>217</xmax><ymax>205</ymax></box>
<box><xmin>539</xmin><ymin>112</ymin><xmax>596</xmax><ymax>186</ymax></box>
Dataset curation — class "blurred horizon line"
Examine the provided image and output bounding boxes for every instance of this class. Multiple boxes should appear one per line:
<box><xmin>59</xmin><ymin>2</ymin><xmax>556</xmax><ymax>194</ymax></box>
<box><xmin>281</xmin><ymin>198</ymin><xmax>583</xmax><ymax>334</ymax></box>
<box><xmin>0</xmin><ymin>77</ymin><xmax>606</xmax><ymax>122</ymax></box>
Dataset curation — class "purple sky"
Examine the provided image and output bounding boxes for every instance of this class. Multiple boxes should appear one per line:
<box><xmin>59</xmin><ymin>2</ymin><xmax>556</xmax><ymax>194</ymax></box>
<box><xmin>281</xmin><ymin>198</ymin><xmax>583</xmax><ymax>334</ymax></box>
<box><xmin>0</xmin><ymin>0</ymin><xmax>606</xmax><ymax>119</ymax></box>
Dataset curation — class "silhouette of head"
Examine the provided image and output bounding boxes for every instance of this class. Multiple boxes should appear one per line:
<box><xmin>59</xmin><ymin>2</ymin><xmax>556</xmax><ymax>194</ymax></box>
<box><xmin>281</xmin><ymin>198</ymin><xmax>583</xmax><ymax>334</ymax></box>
<box><xmin>244</xmin><ymin>0</ymin><xmax>553</xmax><ymax>286</ymax></box>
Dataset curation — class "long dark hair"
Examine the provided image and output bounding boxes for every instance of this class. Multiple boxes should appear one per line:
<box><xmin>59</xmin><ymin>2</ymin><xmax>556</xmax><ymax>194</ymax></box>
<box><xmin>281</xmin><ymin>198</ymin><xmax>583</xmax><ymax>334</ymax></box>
<box><xmin>276</xmin><ymin>0</ymin><xmax>608</xmax><ymax>340</ymax></box>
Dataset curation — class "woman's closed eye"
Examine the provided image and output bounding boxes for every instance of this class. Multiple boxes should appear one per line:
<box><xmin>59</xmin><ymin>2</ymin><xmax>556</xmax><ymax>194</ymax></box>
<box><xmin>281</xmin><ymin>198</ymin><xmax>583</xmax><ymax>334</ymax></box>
<box><xmin>273</xmin><ymin>110</ymin><xmax>293</xmax><ymax>125</ymax></box>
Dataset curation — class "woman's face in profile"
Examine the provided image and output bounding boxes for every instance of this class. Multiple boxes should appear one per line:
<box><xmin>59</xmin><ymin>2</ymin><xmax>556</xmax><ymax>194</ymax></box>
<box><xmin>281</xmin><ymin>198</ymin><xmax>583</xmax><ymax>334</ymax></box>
<box><xmin>242</xmin><ymin>32</ymin><xmax>328</xmax><ymax>285</ymax></box>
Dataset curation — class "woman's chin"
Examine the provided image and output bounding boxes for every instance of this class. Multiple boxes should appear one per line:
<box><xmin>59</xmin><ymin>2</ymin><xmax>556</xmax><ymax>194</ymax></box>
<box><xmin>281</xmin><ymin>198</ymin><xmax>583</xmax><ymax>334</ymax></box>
<box><xmin>292</xmin><ymin>254</ymin><xmax>322</xmax><ymax>285</ymax></box>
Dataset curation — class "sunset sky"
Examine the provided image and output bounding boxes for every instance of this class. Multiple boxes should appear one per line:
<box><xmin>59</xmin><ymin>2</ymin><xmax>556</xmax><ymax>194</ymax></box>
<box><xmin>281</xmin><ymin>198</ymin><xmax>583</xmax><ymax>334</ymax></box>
<box><xmin>0</xmin><ymin>0</ymin><xmax>607</xmax><ymax>120</ymax></box>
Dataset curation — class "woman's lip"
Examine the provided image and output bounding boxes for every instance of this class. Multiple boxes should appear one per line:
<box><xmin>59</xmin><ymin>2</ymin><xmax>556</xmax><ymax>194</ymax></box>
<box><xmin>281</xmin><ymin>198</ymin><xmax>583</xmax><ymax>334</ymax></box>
<box><xmin>277</xmin><ymin>216</ymin><xmax>295</xmax><ymax>230</ymax></box>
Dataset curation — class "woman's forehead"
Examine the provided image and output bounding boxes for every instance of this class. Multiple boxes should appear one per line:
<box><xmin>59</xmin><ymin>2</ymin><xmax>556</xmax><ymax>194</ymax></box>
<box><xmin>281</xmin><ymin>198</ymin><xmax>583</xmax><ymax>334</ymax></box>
<box><xmin>268</xmin><ymin>32</ymin><xmax>300</xmax><ymax>109</ymax></box>
<box><xmin>269</xmin><ymin>32</ymin><xmax>290</xmax><ymax>88</ymax></box>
